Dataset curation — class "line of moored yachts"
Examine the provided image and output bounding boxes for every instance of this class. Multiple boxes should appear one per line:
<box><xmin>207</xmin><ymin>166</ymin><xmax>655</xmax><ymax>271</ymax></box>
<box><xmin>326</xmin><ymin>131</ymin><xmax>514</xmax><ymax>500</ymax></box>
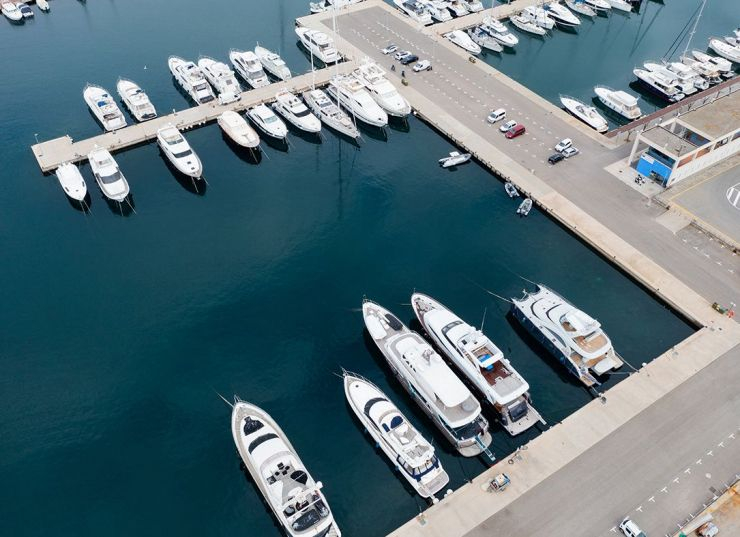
<box><xmin>230</xmin><ymin>286</ymin><xmax>625</xmax><ymax>536</ymax></box>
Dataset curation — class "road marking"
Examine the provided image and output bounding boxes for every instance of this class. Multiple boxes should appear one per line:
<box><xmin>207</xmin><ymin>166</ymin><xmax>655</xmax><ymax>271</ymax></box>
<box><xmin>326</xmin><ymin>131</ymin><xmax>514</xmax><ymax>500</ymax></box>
<box><xmin>726</xmin><ymin>184</ymin><xmax>740</xmax><ymax>210</ymax></box>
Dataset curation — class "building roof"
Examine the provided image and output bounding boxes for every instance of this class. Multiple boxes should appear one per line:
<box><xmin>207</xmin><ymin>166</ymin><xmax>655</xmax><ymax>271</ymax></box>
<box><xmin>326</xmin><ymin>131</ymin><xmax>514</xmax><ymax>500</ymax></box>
<box><xmin>641</xmin><ymin>126</ymin><xmax>698</xmax><ymax>158</ymax></box>
<box><xmin>678</xmin><ymin>90</ymin><xmax>740</xmax><ymax>140</ymax></box>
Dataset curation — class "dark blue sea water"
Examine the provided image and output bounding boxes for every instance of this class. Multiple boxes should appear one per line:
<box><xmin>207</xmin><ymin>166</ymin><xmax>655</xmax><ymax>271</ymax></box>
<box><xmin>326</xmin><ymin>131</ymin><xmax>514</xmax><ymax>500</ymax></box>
<box><xmin>0</xmin><ymin>1</ymin><xmax>697</xmax><ymax>536</ymax></box>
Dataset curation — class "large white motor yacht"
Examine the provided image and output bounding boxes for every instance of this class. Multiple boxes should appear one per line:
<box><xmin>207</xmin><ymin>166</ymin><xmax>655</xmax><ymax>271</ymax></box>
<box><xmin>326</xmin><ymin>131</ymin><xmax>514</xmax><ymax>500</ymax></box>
<box><xmin>544</xmin><ymin>2</ymin><xmax>581</xmax><ymax>28</ymax></box>
<box><xmin>666</xmin><ymin>62</ymin><xmax>709</xmax><ymax>91</ymax></box>
<box><xmin>254</xmin><ymin>46</ymin><xmax>292</xmax><ymax>81</ymax></box>
<box><xmin>463</xmin><ymin>0</ymin><xmax>484</xmax><ymax>13</ymax></box>
<box><xmin>198</xmin><ymin>57</ymin><xmax>242</xmax><ymax>104</ymax></box>
<box><xmin>55</xmin><ymin>163</ymin><xmax>87</xmax><ymax>202</ymax></box>
<box><xmin>511</xmin><ymin>285</ymin><xmax>623</xmax><ymax>387</ymax></box>
<box><xmin>247</xmin><ymin>104</ymin><xmax>289</xmax><ymax>139</ymax></box>
<box><xmin>352</xmin><ymin>60</ymin><xmax>411</xmax><ymax>117</ymax></box>
<box><xmin>88</xmin><ymin>147</ymin><xmax>130</xmax><ymax>202</ymax></box>
<box><xmin>445</xmin><ymin>30</ymin><xmax>482</xmax><ymax>55</ymax></box>
<box><xmin>1</xmin><ymin>2</ymin><xmax>22</xmax><ymax>22</ymax></box>
<box><xmin>522</xmin><ymin>6</ymin><xmax>555</xmax><ymax>31</ymax></box>
<box><xmin>419</xmin><ymin>0</ymin><xmax>452</xmax><ymax>23</ymax></box>
<box><xmin>447</xmin><ymin>0</ymin><xmax>469</xmax><ymax>17</ymax></box>
<box><xmin>327</xmin><ymin>75</ymin><xmax>388</xmax><ymax>127</ymax></box>
<box><xmin>644</xmin><ymin>61</ymin><xmax>697</xmax><ymax>96</ymax></box>
<box><xmin>691</xmin><ymin>50</ymin><xmax>734</xmax><ymax>78</ymax></box>
<box><xmin>509</xmin><ymin>14</ymin><xmax>548</xmax><ymax>36</ymax></box>
<box><xmin>302</xmin><ymin>88</ymin><xmax>360</xmax><ymax>139</ymax></box>
<box><xmin>468</xmin><ymin>27</ymin><xmax>503</xmax><ymax>53</ymax></box>
<box><xmin>709</xmin><ymin>38</ymin><xmax>740</xmax><ymax>64</ymax></box>
<box><xmin>584</xmin><ymin>0</ymin><xmax>611</xmax><ymax>12</ymax></box>
<box><xmin>168</xmin><ymin>56</ymin><xmax>216</xmax><ymax>105</ymax></box>
<box><xmin>343</xmin><ymin>373</ymin><xmax>450</xmax><ymax>498</ymax></box>
<box><xmin>295</xmin><ymin>27</ymin><xmax>341</xmax><ymax>64</ymax></box>
<box><xmin>83</xmin><ymin>84</ymin><xmax>127</xmax><ymax>131</ymax></box>
<box><xmin>559</xmin><ymin>95</ymin><xmax>608</xmax><ymax>133</ymax></box>
<box><xmin>231</xmin><ymin>401</ymin><xmax>341</xmax><ymax>537</ymax></box>
<box><xmin>392</xmin><ymin>0</ymin><xmax>433</xmax><ymax>25</ymax></box>
<box><xmin>229</xmin><ymin>50</ymin><xmax>270</xmax><ymax>89</ymax></box>
<box><xmin>156</xmin><ymin>124</ymin><xmax>203</xmax><ymax>179</ymax></box>
<box><xmin>116</xmin><ymin>79</ymin><xmax>157</xmax><ymax>122</ymax></box>
<box><xmin>273</xmin><ymin>90</ymin><xmax>322</xmax><ymax>134</ymax></box>
<box><xmin>633</xmin><ymin>68</ymin><xmax>685</xmax><ymax>102</ymax></box>
<box><xmin>217</xmin><ymin>111</ymin><xmax>260</xmax><ymax>149</ymax></box>
<box><xmin>594</xmin><ymin>86</ymin><xmax>641</xmax><ymax>120</ymax></box>
<box><xmin>363</xmin><ymin>300</ymin><xmax>493</xmax><ymax>457</ymax></box>
<box><xmin>481</xmin><ymin>17</ymin><xmax>519</xmax><ymax>48</ymax></box>
<box><xmin>412</xmin><ymin>293</ymin><xmax>544</xmax><ymax>436</ymax></box>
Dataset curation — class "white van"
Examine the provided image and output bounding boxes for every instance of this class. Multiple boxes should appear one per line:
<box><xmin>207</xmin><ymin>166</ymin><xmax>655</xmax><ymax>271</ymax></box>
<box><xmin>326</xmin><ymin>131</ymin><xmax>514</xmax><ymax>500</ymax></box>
<box><xmin>486</xmin><ymin>108</ymin><xmax>506</xmax><ymax>124</ymax></box>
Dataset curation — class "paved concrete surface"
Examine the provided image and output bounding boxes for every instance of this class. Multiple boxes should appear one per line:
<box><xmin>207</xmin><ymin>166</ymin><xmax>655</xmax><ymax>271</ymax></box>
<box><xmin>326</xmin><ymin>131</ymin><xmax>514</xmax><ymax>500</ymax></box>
<box><xmin>677</xmin><ymin>481</ymin><xmax>740</xmax><ymax>537</ymax></box>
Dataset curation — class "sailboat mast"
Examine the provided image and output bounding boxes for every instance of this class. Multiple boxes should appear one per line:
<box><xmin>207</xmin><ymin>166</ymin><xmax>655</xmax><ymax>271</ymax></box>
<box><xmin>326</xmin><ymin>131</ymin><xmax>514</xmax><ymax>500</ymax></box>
<box><xmin>681</xmin><ymin>0</ymin><xmax>707</xmax><ymax>60</ymax></box>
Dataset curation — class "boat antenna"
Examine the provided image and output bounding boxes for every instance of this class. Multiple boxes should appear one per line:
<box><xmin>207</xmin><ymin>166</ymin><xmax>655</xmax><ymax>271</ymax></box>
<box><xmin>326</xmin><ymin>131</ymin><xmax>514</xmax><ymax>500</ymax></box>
<box><xmin>214</xmin><ymin>390</ymin><xmax>234</xmax><ymax>408</ymax></box>
<box><xmin>480</xmin><ymin>306</ymin><xmax>487</xmax><ymax>332</ymax></box>
<box><xmin>680</xmin><ymin>0</ymin><xmax>707</xmax><ymax>61</ymax></box>
<box><xmin>465</xmin><ymin>277</ymin><xmax>513</xmax><ymax>304</ymax></box>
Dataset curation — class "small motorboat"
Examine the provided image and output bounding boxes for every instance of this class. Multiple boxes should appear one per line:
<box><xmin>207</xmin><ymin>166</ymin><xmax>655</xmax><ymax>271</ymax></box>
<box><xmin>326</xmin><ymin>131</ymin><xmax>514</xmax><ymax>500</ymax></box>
<box><xmin>606</xmin><ymin>0</ymin><xmax>632</xmax><ymax>12</ymax></box>
<box><xmin>217</xmin><ymin>110</ymin><xmax>260</xmax><ymax>149</ymax></box>
<box><xmin>36</xmin><ymin>0</ymin><xmax>49</xmax><ymax>11</ymax></box>
<box><xmin>156</xmin><ymin>124</ymin><xmax>203</xmax><ymax>179</ymax></box>
<box><xmin>709</xmin><ymin>38</ymin><xmax>740</xmax><ymax>64</ymax></box>
<box><xmin>117</xmin><ymin>78</ymin><xmax>157</xmax><ymax>121</ymax></box>
<box><xmin>272</xmin><ymin>90</ymin><xmax>322</xmax><ymax>134</ymax></box>
<box><xmin>445</xmin><ymin>30</ymin><xmax>482</xmax><ymax>55</ymax></box>
<box><xmin>505</xmin><ymin>182</ymin><xmax>520</xmax><ymax>198</ymax></box>
<box><xmin>254</xmin><ymin>46</ymin><xmax>292</xmax><ymax>81</ymax></box>
<box><xmin>83</xmin><ymin>84</ymin><xmax>127</xmax><ymax>132</ymax></box>
<box><xmin>559</xmin><ymin>94</ymin><xmax>608</xmax><ymax>133</ymax></box>
<box><xmin>439</xmin><ymin>151</ymin><xmax>471</xmax><ymax>168</ymax></box>
<box><xmin>468</xmin><ymin>27</ymin><xmax>503</xmax><ymax>53</ymax></box>
<box><xmin>19</xmin><ymin>3</ymin><xmax>33</xmax><ymax>18</ymax></box>
<box><xmin>1</xmin><ymin>2</ymin><xmax>23</xmax><ymax>21</ymax></box>
<box><xmin>509</xmin><ymin>14</ymin><xmax>548</xmax><ymax>36</ymax></box>
<box><xmin>517</xmin><ymin>197</ymin><xmax>533</xmax><ymax>216</ymax></box>
<box><xmin>88</xmin><ymin>147</ymin><xmax>130</xmax><ymax>202</ymax></box>
<box><xmin>247</xmin><ymin>104</ymin><xmax>288</xmax><ymax>140</ymax></box>
<box><xmin>564</xmin><ymin>0</ymin><xmax>596</xmax><ymax>17</ymax></box>
<box><xmin>55</xmin><ymin>163</ymin><xmax>87</xmax><ymax>202</ymax></box>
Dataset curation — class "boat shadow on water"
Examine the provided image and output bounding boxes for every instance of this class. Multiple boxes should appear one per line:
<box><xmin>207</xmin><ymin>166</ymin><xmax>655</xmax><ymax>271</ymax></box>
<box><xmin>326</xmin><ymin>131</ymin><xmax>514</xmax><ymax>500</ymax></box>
<box><xmin>158</xmin><ymin>148</ymin><xmax>208</xmax><ymax>196</ymax></box>
<box><xmin>261</xmin><ymin>134</ymin><xmax>290</xmax><ymax>153</ymax></box>
<box><xmin>221</xmin><ymin>133</ymin><xmax>262</xmax><ymax>165</ymax></box>
<box><xmin>103</xmin><ymin>193</ymin><xmax>136</xmax><ymax>216</ymax></box>
<box><xmin>388</xmin><ymin>115</ymin><xmax>410</xmax><ymax>133</ymax></box>
<box><xmin>64</xmin><ymin>191</ymin><xmax>93</xmax><ymax>213</ymax></box>
<box><xmin>235</xmin><ymin>455</ymin><xmax>288</xmax><ymax>536</ymax></box>
<box><xmin>357</xmin><ymin>122</ymin><xmax>388</xmax><ymax>142</ymax></box>
<box><xmin>287</xmin><ymin>124</ymin><xmax>322</xmax><ymax>146</ymax></box>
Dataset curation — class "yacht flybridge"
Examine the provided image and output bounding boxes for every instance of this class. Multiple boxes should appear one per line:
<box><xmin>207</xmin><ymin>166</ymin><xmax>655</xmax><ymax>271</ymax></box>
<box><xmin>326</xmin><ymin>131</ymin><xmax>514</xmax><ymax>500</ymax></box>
<box><xmin>362</xmin><ymin>300</ymin><xmax>493</xmax><ymax>458</ymax></box>
<box><xmin>88</xmin><ymin>147</ymin><xmax>130</xmax><ymax>202</ymax></box>
<box><xmin>83</xmin><ymin>84</ymin><xmax>127</xmax><ymax>131</ymax></box>
<box><xmin>229</xmin><ymin>50</ymin><xmax>270</xmax><ymax>89</ymax></box>
<box><xmin>343</xmin><ymin>373</ymin><xmax>450</xmax><ymax>498</ymax></box>
<box><xmin>393</xmin><ymin>0</ymin><xmax>433</xmax><ymax>26</ymax></box>
<box><xmin>559</xmin><ymin>95</ymin><xmax>608</xmax><ymax>133</ymax></box>
<box><xmin>327</xmin><ymin>75</ymin><xmax>388</xmax><ymax>127</ymax></box>
<box><xmin>352</xmin><ymin>60</ymin><xmax>411</xmax><ymax>117</ymax></box>
<box><xmin>302</xmin><ymin>88</ymin><xmax>360</xmax><ymax>139</ymax></box>
<box><xmin>594</xmin><ymin>86</ymin><xmax>641</xmax><ymax>120</ymax></box>
<box><xmin>255</xmin><ymin>46</ymin><xmax>292</xmax><ymax>81</ymax></box>
<box><xmin>156</xmin><ymin>124</ymin><xmax>203</xmax><ymax>179</ymax></box>
<box><xmin>231</xmin><ymin>401</ymin><xmax>341</xmax><ymax>537</ymax></box>
<box><xmin>511</xmin><ymin>285</ymin><xmax>623</xmax><ymax>387</ymax></box>
<box><xmin>198</xmin><ymin>56</ymin><xmax>242</xmax><ymax>104</ymax></box>
<box><xmin>116</xmin><ymin>79</ymin><xmax>157</xmax><ymax>122</ymax></box>
<box><xmin>168</xmin><ymin>56</ymin><xmax>215</xmax><ymax>104</ymax></box>
<box><xmin>481</xmin><ymin>17</ymin><xmax>519</xmax><ymax>48</ymax></box>
<box><xmin>633</xmin><ymin>68</ymin><xmax>685</xmax><ymax>103</ymax></box>
<box><xmin>412</xmin><ymin>293</ymin><xmax>543</xmax><ymax>436</ymax></box>
<box><xmin>273</xmin><ymin>90</ymin><xmax>322</xmax><ymax>134</ymax></box>
<box><xmin>295</xmin><ymin>27</ymin><xmax>341</xmax><ymax>64</ymax></box>
<box><xmin>644</xmin><ymin>61</ymin><xmax>697</xmax><ymax>96</ymax></box>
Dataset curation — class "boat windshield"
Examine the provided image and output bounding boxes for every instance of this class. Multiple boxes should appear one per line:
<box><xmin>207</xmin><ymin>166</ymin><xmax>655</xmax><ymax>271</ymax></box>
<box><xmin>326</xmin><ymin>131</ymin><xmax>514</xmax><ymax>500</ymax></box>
<box><xmin>194</xmin><ymin>83</ymin><xmax>208</xmax><ymax>91</ymax></box>
<box><xmin>100</xmin><ymin>171</ymin><xmax>122</xmax><ymax>184</ymax></box>
<box><xmin>172</xmin><ymin>149</ymin><xmax>193</xmax><ymax>159</ymax></box>
<box><xmin>263</xmin><ymin>114</ymin><xmax>277</xmax><ymax>124</ymax></box>
<box><xmin>447</xmin><ymin>415</ymin><xmax>485</xmax><ymax>442</ymax></box>
<box><xmin>294</xmin><ymin>108</ymin><xmax>310</xmax><ymax>118</ymax></box>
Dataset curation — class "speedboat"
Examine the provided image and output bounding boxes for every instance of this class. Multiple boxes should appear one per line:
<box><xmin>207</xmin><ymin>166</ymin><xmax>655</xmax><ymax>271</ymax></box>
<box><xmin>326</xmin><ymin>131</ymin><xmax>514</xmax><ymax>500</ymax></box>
<box><xmin>116</xmin><ymin>78</ymin><xmax>157</xmax><ymax>122</ymax></box>
<box><xmin>254</xmin><ymin>46</ymin><xmax>292</xmax><ymax>81</ymax></box>
<box><xmin>55</xmin><ymin>163</ymin><xmax>87</xmax><ymax>202</ymax></box>
<box><xmin>326</xmin><ymin>74</ymin><xmax>388</xmax><ymax>127</ymax></box>
<box><xmin>231</xmin><ymin>400</ymin><xmax>341</xmax><ymax>537</ymax></box>
<box><xmin>564</xmin><ymin>0</ymin><xmax>596</xmax><ymax>17</ymax></box>
<box><xmin>463</xmin><ymin>0</ymin><xmax>484</xmax><ymax>13</ymax></box>
<box><xmin>412</xmin><ymin>293</ymin><xmax>544</xmax><ymax>436</ymax></box>
<box><xmin>468</xmin><ymin>27</ymin><xmax>503</xmax><ymax>53</ymax></box>
<box><xmin>644</xmin><ymin>61</ymin><xmax>697</xmax><ymax>95</ymax></box>
<box><xmin>517</xmin><ymin>197</ymin><xmax>532</xmax><ymax>216</ymax></box>
<box><xmin>544</xmin><ymin>2</ymin><xmax>580</xmax><ymax>28</ymax></box>
<box><xmin>229</xmin><ymin>50</ymin><xmax>270</xmax><ymax>89</ymax></box>
<box><xmin>19</xmin><ymin>3</ymin><xmax>33</xmax><ymax>18</ymax></box>
<box><xmin>438</xmin><ymin>151</ymin><xmax>471</xmax><ymax>167</ymax></box>
<box><xmin>606</xmin><ymin>0</ymin><xmax>631</xmax><ymax>12</ymax></box>
<box><xmin>511</xmin><ymin>284</ymin><xmax>623</xmax><ymax>387</ymax></box>
<box><xmin>36</xmin><ymin>0</ymin><xmax>49</xmax><ymax>11</ymax></box>
<box><xmin>273</xmin><ymin>90</ymin><xmax>322</xmax><ymax>134</ymax></box>
<box><xmin>352</xmin><ymin>59</ymin><xmax>411</xmax><ymax>117</ymax></box>
<box><xmin>156</xmin><ymin>124</ymin><xmax>203</xmax><ymax>179</ymax></box>
<box><xmin>295</xmin><ymin>27</ymin><xmax>341</xmax><ymax>64</ymax></box>
<box><xmin>691</xmin><ymin>50</ymin><xmax>734</xmax><ymax>78</ymax></box>
<box><xmin>505</xmin><ymin>182</ymin><xmax>520</xmax><ymax>198</ymax></box>
<box><xmin>594</xmin><ymin>86</ymin><xmax>641</xmax><ymax>120</ymax></box>
<box><xmin>522</xmin><ymin>6</ymin><xmax>555</xmax><ymax>31</ymax></box>
<box><xmin>217</xmin><ymin>110</ymin><xmax>260</xmax><ymax>149</ymax></box>
<box><xmin>665</xmin><ymin>62</ymin><xmax>709</xmax><ymax>91</ymax></box>
<box><xmin>559</xmin><ymin>95</ymin><xmax>608</xmax><ymax>133</ymax></box>
<box><xmin>302</xmin><ymin>88</ymin><xmax>360</xmax><ymax>139</ymax></box>
<box><xmin>362</xmin><ymin>300</ymin><xmax>493</xmax><ymax>458</ymax></box>
<box><xmin>445</xmin><ymin>30</ymin><xmax>482</xmax><ymax>55</ymax></box>
<box><xmin>393</xmin><ymin>0</ymin><xmax>433</xmax><ymax>25</ymax></box>
<box><xmin>88</xmin><ymin>147</ymin><xmax>130</xmax><ymax>202</ymax></box>
<box><xmin>709</xmin><ymin>38</ymin><xmax>740</xmax><ymax>64</ymax></box>
<box><xmin>509</xmin><ymin>14</ymin><xmax>547</xmax><ymax>36</ymax></box>
<box><xmin>481</xmin><ymin>17</ymin><xmax>519</xmax><ymax>48</ymax></box>
<box><xmin>247</xmin><ymin>104</ymin><xmax>288</xmax><ymax>139</ymax></box>
<box><xmin>343</xmin><ymin>373</ymin><xmax>450</xmax><ymax>498</ymax></box>
<box><xmin>679</xmin><ymin>56</ymin><xmax>722</xmax><ymax>85</ymax></box>
<box><xmin>633</xmin><ymin>68</ymin><xmax>685</xmax><ymax>102</ymax></box>
<box><xmin>168</xmin><ymin>56</ymin><xmax>216</xmax><ymax>104</ymax></box>
<box><xmin>584</xmin><ymin>0</ymin><xmax>611</xmax><ymax>12</ymax></box>
<box><xmin>198</xmin><ymin>56</ymin><xmax>241</xmax><ymax>104</ymax></box>
<box><xmin>1</xmin><ymin>1</ymin><xmax>23</xmax><ymax>21</ymax></box>
<box><xmin>420</xmin><ymin>0</ymin><xmax>452</xmax><ymax>23</ymax></box>
<box><xmin>447</xmin><ymin>0</ymin><xmax>469</xmax><ymax>17</ymax></box>
<box><xmin>83</xmin><ymin>84</ymin><xmax>127</xmax><ymax>131</ymax></box>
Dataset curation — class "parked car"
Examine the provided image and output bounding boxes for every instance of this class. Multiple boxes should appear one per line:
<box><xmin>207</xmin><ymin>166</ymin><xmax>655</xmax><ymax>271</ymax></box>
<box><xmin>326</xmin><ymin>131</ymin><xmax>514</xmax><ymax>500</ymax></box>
<box><xmin>499</xmin><ymin>119</ymin><xmax>517</xmax><ymax>133</ymax></box>
<box><xmin>394</xmin><ymin>50</ymin><xmax>412</xmax><ymax>61</ymax></box>
<box><xmin>400</xmin><ymin>54</ymin><xmax>419</xmax><ymax>65</ymax></box>
<box><xmin>548</xmin><ymin>152</ymin><xmax>565</xmax><ymax>165</ymax></box>
<box><xmin>562</xmin><ymin>147</ymin><xmax>580</xmax><ymax>158</ymax></box>
<box><xmin>619</xmin><ymin>517</ymin><xmax>646</xmax><ymax>537</ymax></box>
<box><xmin>555</xmin><ymin>138</ymin><xmax>572</xmax><ymax>152</ymax></box>
<box><xmin>505</xmin><ymin>124</ymin><xmax>526</xmax><ymax>139</ymax></box>
<box><xmin>382</xmin><ymin>43</ymin><xmax>398</xmax><ymax>55</ymax></box>
<box><xmin>413</xmin><ymin>60</ymin><xmax>432</xmax><ymax>72</ymax></box>
<box><xmin>487</xmin><ymin>108</ymin><xmax>506</xmax><ymax>124</ymax></box>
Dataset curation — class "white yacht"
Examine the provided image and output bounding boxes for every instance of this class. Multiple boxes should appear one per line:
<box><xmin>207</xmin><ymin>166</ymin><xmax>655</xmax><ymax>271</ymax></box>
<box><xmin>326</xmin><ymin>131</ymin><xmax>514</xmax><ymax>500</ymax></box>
<box><xmin>302</xmin><ymin>88</ymin><xmax>360</xmax><ymax>139</ymax></box>
<box><xmin>420</xmin><ymin>0</ymin><xmax>452</xmax><ymax>23</ymax></box>
<box><xmin>229</xmin><ymin>50</ymin><xmax>270</xmax><ymax>89</ymax></box>
<box><xmin>584</xmin><ymin>0</ymin><xmax>611</xmax><ymax>12</ymax></box>
<box><xmin>55</xmin><ymin>163</ymin><xmax>87</xmax><ymax>202</ymax></box>
<box><xmin>438</xmin><ymin>151</ymin><xmax>471</xmax><ymax>167</ymax></box>
<box><xmin>231</xmin><ymin>401</ymin><xmax>341</xmax><ymax>537</ymax></box>
<box><xmin>88</xmin><ymin>147</ymin><xmax>130</xmax><ymax>202</ymax></box>
<box><xmin>606</xmin><ymin>0</ymin><xmax>631</xmax><ymax>12</ymax></box>
<box><xmin>273</xmin><ymin>90</ymin><xmax>322</xmax><ymax>134</ymax></box>
<box><xmin>156</xmin><ymin>124</ymin><xmax>203</xmax><ymax>179</ymax></box>
<box><xmin>679</xmin><ymin>56</ymin><xmax>722</xmax><ymax>85</ymax></box>
<box><xmin>295</xmin><ymin>27</ymin><xmax>341</xmax><ymax>64</ymax></box>
<box><xmin>393</xmin><ymin>0</ymin><xmax>433</xmax><ymax>25</ymax></box>
<box><xmin>709</xmin><ymin>38</ymin><xmax>740</xmax><ymax>64</ymax></box>
<box><xmin>509</xmin><ymin>14</ymin><xmax>547</xmax><ymax>36</ymax></box>
<box><xmin>217</xmin><ymin>111</ymin><xmax>260</xmax><ymax>149</ymax></box>
<box><xmin>327</xmin><ymin>75</ymin><xmax>388</xmax><ymax>127</ymax></box>
<box><xmin>463</xmin><ymin>0</ymin><xmax>484</xmax><ymax>13</ymax></box>
<box><xmin>309</xmin><ymin>0</ymin><xmax>362</xmax><ymax>13</ymax></box>
<box><xmin>564</xmin><ymin>0</ymin><xmax>596</xmax><ymax>17</ymax></box>
<box><xmin>666</xmin><ymin>62</ymin><xmax>709</xmax><ymax>91</ymax></box>
<box><xmin>343</xmin><ymin>373</ymin><xmax>450</xmax><ymax>498</ymax></box>
<box><xmin>544</xmin><ymin>2</ymin><xmax>581</xmax><ymax>28</ymax></box>
<box><xmin>168</xmin><ymin>56</ymin><xmax>216</xmax><ymax>104</ymax></box>
<box><xmin>254</xmin><ymin>46</ymin><xmax>292</xmax><ymax>81</ymax></box>
<box><xmin>468</xmin><ymin>27</ymin><xmax>503</xmax><ymax>53</ymax></box>
<box><xmin>691</xmin><ymin>50</ymin><xmax>734</xmax><ymax>78</ymax></box>
<box><xmin>83</xmin><ymin>84</ymin><xmax>127</xmax><ymax>132</ymax></box>
<box><xmin>198</xmin><ymin>57</ymin><xmax>241</xmax><ymax>104</ymax></box>
<box><xmin>352</xmin><ymin>60</ymin><xmax>411</xmax><ymax>117</ymax></box>
<box><xmin>1</xmin><ymin>1</ymin><xmax>22</xmax><ymax>21</ymax></box>
<box><xmin>412</xmin><ymin>293</ymin><xmax>543</xmax><ymax>436</ymax></box>
<box><xmin>481</xmin><ymin>17</ymin><xmax>519</xmax><ymax>48</ymax></box>
<box><xmin>445</xmin><ymin>30</ymin><xmax>482</xmax><ymax>55</ymax></box>
<box><xmin>644</xmin><ymin>61</ymin><xmax>697</xmax><ymax>95</ymax></box>
<box><xmin>633</xmin><ymin>68</ymin><xmax>685</xmax><ymax>102</ymax></box>
<box><xmin>559</xmin><ymin>95</ymin><xmax>608</xmax><ymax>133</ymax></box>
<box><xmin>511</xmin><ymin>285</ymin><xmax>623</xmax><ymax>387</ymax></box>
<box><xmin>522</xmin><ymin>6</ymin><xmax>555</xmax><ymax>31</ymax></box>
<box><xmin>447</xmin><ymin>0</ymin><xmax>469</xmax><ymax>17</ymax></box>
<box><xmin>594</xmin><ymin>86</ymin><xmax>641</xmax><ymax>120</ymax></box>
<box><xmin>247</xmin><ymin>104</ymin><xmax>289</xmax><ymax>139</ymax></box>
<box><xmin>363</xmin><ymin>300</ymin><xmax>493</xmax><ymax>458</ymax></box>
<box><xmin>116</xmin><ymin>79</ymin><xmax>157</xmax><ymax>122</ymax></box>
<box><xmin>37</xmin><ymin>0</ymin><xmax>49</xmax><ymax>12</ymax></box>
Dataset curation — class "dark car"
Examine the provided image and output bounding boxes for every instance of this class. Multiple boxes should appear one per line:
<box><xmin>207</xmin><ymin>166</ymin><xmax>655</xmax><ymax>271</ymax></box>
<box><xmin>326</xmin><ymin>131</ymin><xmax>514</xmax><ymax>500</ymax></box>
<box><xmin>548</xmin><ymin>152</ymin><xmax>565</xmax><ymax>165</ymax></box>
<box><xmin>400</xmin><ymin>54</ymin><xmax>419</xmax><ymax>65</ymax></box>
<box><xmin>505</xmin><ymin>124</ymin><xmax>526</xmax><ymax>139</ymax></box>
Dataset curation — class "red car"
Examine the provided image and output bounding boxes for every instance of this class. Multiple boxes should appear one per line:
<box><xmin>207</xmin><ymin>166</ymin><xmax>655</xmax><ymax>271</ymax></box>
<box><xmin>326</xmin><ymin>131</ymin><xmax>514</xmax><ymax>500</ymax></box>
<box><xmin>505</xmin><ymin>124</ymin><xmax>526</xmax><ymax>139</ymax></box>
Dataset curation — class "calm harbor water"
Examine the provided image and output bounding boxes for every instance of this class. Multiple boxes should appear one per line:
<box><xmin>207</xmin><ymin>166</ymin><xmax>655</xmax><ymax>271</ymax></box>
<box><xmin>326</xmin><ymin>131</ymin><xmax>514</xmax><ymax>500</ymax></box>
<box><xmin>0</xmin><ymin>1</ymin><xmax>696</xmax><ymax>536</ymax></box>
